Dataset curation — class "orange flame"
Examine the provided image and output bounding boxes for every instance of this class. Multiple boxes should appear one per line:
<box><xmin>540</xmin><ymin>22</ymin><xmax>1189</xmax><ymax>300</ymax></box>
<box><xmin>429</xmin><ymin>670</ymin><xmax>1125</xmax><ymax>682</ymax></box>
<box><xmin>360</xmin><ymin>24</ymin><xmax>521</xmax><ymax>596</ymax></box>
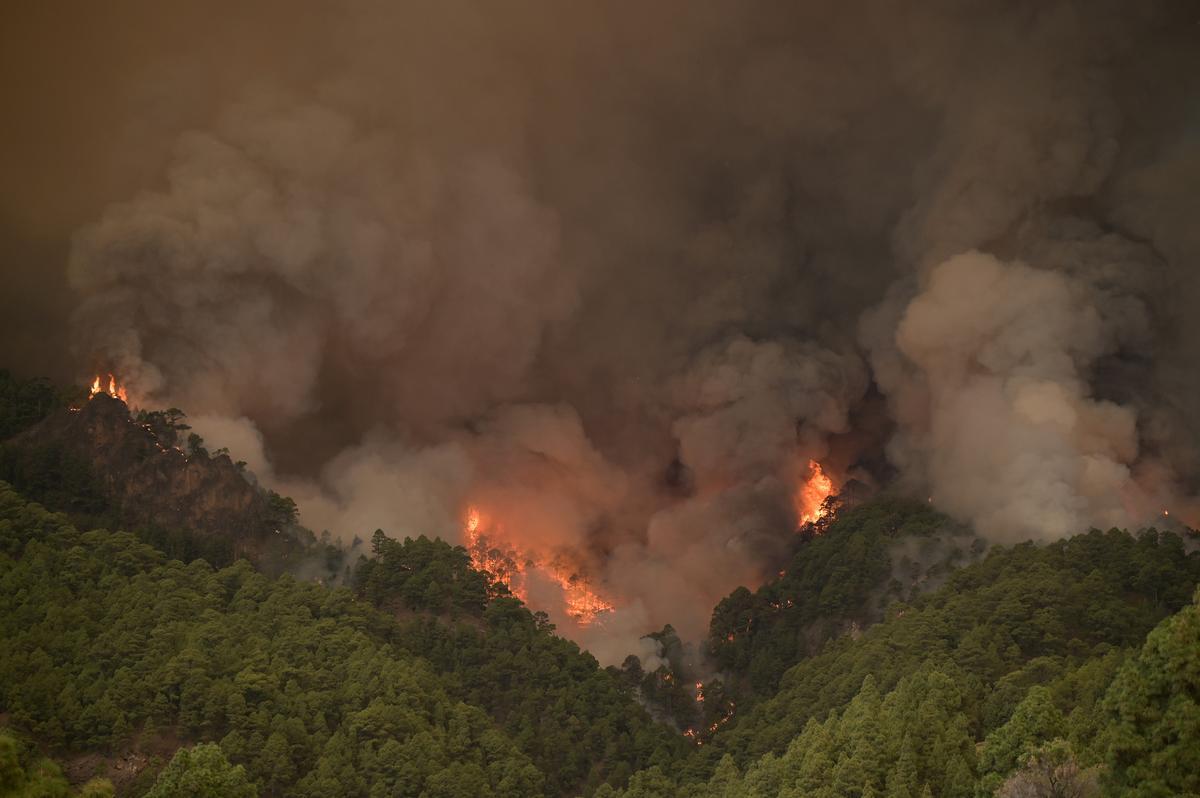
<box><xmin>463</xmin><ymin>506</ymin><xmax>613</xmax><ymax>626</ymax></box>
<box><xmin>794</xmin><ymin>459</ymin><xmax>833</xmax><ymax>526</ymax></box>
<box><xmin>89</xmin><ymin>374</ymin><xmax>128</xmax><ymax>403</ymax></box>
<box><xmin>463</xmin><ymin>507</ymin><xmax>525</xmax><ymax>596</ymax></box>
<box><xmin>552</xmin><ymin>566</ymin><xmax>615</xmax><ymax>622</ymax></box>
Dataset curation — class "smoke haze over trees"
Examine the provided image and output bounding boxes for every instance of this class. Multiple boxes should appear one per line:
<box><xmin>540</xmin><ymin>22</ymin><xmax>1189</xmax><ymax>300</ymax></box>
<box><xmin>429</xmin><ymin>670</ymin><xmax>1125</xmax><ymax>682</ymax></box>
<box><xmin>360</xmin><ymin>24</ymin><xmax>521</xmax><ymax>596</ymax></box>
<box><xmin>3</xmin><ymin>0</ymin><xmax>1200</xmax><ymax>653</ymax></box>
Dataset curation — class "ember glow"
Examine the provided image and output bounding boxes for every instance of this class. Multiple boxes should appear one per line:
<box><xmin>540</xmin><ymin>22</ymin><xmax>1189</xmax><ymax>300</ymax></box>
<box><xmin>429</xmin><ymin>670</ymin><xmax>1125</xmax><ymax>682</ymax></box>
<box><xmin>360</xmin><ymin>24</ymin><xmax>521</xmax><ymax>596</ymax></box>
<box><xmin>794</xmin><ymin>459</ymin><xmax>833</xmax><ymax>526</ymax></box>
<box><xmin>684</xmin><ymin>690</ymin><xmax>736</xmax><ymax>745</ymax></box>
<box><xmin>463</xmin><ymin>506</ymin><xmax>614</xmax><ymax>626</ymax></box>
<box><xmin>89</xmin><ymin>374</ymin><xmax>128</xmax><ymax>403</ymax></box>
<box><xmin>551</xmin><ymin>566</ymin><xmax>616</xmax><ymax>624</ymax></box>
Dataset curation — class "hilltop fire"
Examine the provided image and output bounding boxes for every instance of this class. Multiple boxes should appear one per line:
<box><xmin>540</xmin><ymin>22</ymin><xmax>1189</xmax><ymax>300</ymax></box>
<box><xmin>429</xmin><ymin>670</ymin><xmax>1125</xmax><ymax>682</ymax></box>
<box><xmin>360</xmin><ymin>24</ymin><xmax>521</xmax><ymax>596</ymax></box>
<box><xmin>90</xmin><ymin>374</ymin><xmax>128</xmax><ymax>403</ymax></box>
<box><xmin>464</xmin><ymin>507</ymin><xmax>614</xmax><ymax>626</ymax></box>
<box><xmin>794</xmin><ymin>459</ymin><xmax>833</xmax><ymax>526</ymax></box>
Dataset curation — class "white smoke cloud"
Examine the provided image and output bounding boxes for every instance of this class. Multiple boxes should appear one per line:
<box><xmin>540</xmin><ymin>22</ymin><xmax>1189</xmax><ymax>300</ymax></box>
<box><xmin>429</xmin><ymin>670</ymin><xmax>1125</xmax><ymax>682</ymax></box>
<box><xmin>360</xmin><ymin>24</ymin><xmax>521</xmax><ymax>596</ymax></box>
<box><xmin>872</xmin><ymin>250</ymin><xmax>1153</xmax><ymax>541</ymax></box>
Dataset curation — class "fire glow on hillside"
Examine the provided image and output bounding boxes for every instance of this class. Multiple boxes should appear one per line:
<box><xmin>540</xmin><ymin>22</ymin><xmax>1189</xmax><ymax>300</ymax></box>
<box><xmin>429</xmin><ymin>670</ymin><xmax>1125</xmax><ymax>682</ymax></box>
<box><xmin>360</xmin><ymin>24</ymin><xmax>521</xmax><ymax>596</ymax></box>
<box><xmin>464</xmin><ymin>507</ymin><xmax>614</xmax><ymax>626</ymax></box>
<box><xmin>794</xmin><ymin>459</ymin><xmax>833</xmax><ymax>526</ymax></box>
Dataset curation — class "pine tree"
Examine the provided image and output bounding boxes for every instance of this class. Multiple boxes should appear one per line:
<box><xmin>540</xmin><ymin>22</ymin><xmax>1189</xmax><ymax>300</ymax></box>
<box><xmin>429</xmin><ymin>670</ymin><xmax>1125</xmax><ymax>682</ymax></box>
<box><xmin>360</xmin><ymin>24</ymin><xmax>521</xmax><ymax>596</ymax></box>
<box><xmin>145</xmin><ymin>744</ymin><xmax>257</xmax><ymax>798</ymax></box>
<box><xmin>980</xmin><ymin>686</ymin><xmax>1067</xmax><ymax>778</ymax></box>
<box><xmin>1103</xmin><ymin>588</ymin><xmax>1200</xmax><ymax>796</ymax></box>
<box><xmin>885</xmin><ymin>735</ymin><xmax>919</xmax><ymax>798</ymax></box>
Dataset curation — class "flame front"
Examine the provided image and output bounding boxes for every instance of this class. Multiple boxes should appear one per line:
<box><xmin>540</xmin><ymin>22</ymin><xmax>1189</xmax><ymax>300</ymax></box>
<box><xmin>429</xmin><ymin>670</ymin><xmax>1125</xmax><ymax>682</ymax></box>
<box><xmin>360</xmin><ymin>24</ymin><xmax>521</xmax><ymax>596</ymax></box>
<box><xmin>794</xmin><ymin>459</ymin><xmax>833</xmax><ymax>526</ymax></box>
<box><xmin>463</xmin><ymin>506</ymin><xmax>613</xmax><ymax>626</ymax></box>
<box><xmin>552</xmin><ymin>566</ymin><xmax>615</xmax><ymax>623</ymax></box>
<box><xmin>89</xmin><ymin>373</ymin><xmax>128</xmax><ymax>403</ymax></box>
<box><xmin>464</xmin><ymin>507</ymin><xmax>524</xmax><ymax>595</ymax></box>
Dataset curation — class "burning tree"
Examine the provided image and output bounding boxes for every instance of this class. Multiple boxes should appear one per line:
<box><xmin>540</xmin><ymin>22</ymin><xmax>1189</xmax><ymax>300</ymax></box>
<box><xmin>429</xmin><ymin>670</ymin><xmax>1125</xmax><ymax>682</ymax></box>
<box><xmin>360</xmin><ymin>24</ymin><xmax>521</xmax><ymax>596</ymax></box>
<box><xmin>88</xmin><ymin>374</ymin><xmax>127</xmax><ymax>403</ymax></box>
<box><xmin>461</xmin><ymin>506</ymin><xmax>613</xmax><ymax>626</ymax></box>
<box><xmin>794</xmin><ymin>459</ymin><xmax>834</xmax><ymax>528</ymax></box>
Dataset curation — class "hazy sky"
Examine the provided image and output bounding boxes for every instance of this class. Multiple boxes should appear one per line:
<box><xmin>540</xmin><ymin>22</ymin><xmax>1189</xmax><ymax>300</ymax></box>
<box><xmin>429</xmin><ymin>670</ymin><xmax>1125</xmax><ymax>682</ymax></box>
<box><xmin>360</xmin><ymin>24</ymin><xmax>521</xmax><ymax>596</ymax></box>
<box><xmin>0</xmin><ymin>2</ymin><xmax>334</xmax><ymax>378</ymax></box>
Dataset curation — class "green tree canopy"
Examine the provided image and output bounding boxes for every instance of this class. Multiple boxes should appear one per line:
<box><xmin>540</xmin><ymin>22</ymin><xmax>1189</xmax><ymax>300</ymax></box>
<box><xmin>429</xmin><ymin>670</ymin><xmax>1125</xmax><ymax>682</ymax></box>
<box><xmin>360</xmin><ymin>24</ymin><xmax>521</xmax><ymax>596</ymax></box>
<box><xmin>1103</xmin><ymin>587</ymin><xmax>1200</xmax><ymax>796</ymax></box>
<box><xmin>144</xmin><ymin>744</ymin><xmax>257</xmax><ymax>798</ymax></box>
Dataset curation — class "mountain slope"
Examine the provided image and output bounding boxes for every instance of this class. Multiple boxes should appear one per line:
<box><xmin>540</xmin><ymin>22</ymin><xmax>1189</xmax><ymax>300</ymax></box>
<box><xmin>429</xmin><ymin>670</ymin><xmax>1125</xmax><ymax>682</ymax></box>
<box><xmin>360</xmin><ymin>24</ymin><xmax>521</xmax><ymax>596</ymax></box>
<box><xmin>617</xmin><ymin>579</ymin><xmax>1200</xmax><ymax>798</ymax></box>
<box><xmin>707</xmin><ymin>496</ymin><xmax>980</xmax><ymax>703</ymax></box>
<box><xmin>601</xmin><ymin>515</ymin><xmax>1199</xmax><ymax>797</ymax></box>
<box><xmin>0</xmin><ymin>392</ymin><xmax>310</xmax><ymax>571</ymax></box>
<box><xmin>712</xmin><ymin>526</ymin><xmax>1199</xmax><ymax>765</ymax></box>
<box><xmin>0</xmin><ymin>482</ymin><xmax>681</xmax><ymax>796</ymax></box>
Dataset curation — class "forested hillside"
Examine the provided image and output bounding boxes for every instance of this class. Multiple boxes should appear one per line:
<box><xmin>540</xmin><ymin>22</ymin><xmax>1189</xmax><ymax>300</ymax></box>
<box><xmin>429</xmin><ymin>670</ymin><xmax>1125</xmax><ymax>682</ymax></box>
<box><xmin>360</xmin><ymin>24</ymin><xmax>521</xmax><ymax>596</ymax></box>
<box><xmin>2</xmin><ymin>373</ymin><xmax>1199</xmax><ymax>797</ymax></box>
<box><xmin>613</xmin><ymin>577</ymin><xmax>1200</xmax><ymax>798</ymax></box>
<box><xmin>5</xmin><ymin>479</ymin><xmax>1200</xmax><ymax>796</ymax></box>
<box><xmin>714</xmin><ymin>525</ymin><xmax>1198</xmax><ymax>762</ymax></box>
<box><xmin>708</xmin><ymin>497</ymin><xmax>981</xmax><ymax>703</ymax></box>
<box><xmin>0</xmin><ymin>482</ymin><xmax>679</xmax><ymax>796</ymax></box>
<box><xmin>608</xmin><ymin>525</ymin><xmax>1200</xmax><ymax>797</ymax></box>
<box><xmin>0</xmin><ymin>373</ymin><xmax>320</xmax><ymax>575</ymax></box>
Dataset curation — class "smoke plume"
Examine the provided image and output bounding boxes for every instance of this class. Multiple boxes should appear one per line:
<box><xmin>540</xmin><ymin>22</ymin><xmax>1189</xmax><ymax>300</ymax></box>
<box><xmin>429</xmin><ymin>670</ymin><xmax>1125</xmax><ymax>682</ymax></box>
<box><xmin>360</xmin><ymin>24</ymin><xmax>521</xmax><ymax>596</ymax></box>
<box><xmin>4</xmin><ymin>0</ymin><xmax>1193</xmax><ymax>658</ymax></box>
<box><xmin>869</xmin><ymin>250</ymin><xmax>1146</xmax><ymax>541</ymax></box>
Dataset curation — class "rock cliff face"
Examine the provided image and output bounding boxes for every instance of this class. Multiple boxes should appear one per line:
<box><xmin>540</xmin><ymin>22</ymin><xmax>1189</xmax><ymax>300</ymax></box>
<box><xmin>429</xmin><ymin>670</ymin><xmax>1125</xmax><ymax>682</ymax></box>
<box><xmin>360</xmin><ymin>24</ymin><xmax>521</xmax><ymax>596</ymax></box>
<box><xmin>6</xmin><ymin>394</ymin><xmax>302</xmax><ymax>566</ymax></box>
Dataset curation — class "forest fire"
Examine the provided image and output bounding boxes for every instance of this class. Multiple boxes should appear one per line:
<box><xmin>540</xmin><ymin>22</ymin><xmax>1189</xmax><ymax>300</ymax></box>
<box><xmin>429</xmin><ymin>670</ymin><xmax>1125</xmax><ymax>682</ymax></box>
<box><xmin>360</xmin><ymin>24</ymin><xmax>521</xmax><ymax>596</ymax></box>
<box><xmin>89</xmin><ymin>374</ymin><xmax>128</xmax><ymax>403</ymax></box>
<box><xmin>552</xmin><ymin>566</ymin><xmax>616</xmax><ymax>623</ymax></box>
<box><xmin>463</xmin><ymin>507</ymin><xmax>613</xmax><ymax>626</ymax></box>
<box><xmin>794</xmin><ymin>459</ymin><xmax>833</xmax><ymax>526</ymax></box>
<box><xmin>464</xmin><ymin>508</ymin><xmax>525</xmax><ymax>593</ymax></box>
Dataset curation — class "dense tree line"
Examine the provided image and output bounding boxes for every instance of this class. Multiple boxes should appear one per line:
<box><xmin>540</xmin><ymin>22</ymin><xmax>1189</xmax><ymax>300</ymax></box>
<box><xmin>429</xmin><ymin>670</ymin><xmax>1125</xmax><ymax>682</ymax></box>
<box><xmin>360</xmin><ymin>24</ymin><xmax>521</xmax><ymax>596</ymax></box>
<box><xmin>0</xmin><ymin>382</ymin><xmax>340</xmax><ymax>579</ymax></box>
<box><xmin>354</xmin><ymin>529</ymin><xmax>688</xmax><ymax>795</ymax></box>
<box><xmin>3</xmin><ymin>372</ymin><xmax>1199</xmax><ymax>798</ymax></box>
<box><xmin>0</xmin><ymin>483</ymin><xmax>678</xmax><ymax>796</ymax></box>
<box><xmin>709</xmin><ymin>497</ymin><xmax>981</xmax><ymax>704</ymax></box>
<box><xmin>710</xmin><ymin>524</ymin><xmax>1198</xmax><ymax>765</ymax></box>
<box><xmin>599</xmin><ymin>516</ymin><xmax>1199</xmax><ymax>797</ymax></box>
<box><xmin>607</xmin><ymin>585</ymin><xmax>1200</xmax><ymax>797</ymax></box>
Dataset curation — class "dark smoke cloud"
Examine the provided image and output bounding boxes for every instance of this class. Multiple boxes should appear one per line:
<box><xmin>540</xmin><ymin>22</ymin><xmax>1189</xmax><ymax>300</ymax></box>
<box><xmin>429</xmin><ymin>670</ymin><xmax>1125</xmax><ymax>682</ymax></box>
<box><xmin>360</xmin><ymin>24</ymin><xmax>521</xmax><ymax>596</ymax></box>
<box><xmin>5</xmin><ymin>0</ymin><xmax>1199</xmax><ymax>658</ymax></box>
<box><xmin>69</xmin><ymin>94</ymin><xmax>575</xmax><ymax>426</ymax></box>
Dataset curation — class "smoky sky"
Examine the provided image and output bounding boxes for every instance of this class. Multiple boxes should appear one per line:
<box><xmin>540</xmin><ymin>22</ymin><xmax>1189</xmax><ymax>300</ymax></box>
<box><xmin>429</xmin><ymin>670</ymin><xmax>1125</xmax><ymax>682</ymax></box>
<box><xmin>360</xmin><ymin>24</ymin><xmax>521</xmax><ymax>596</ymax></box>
<box><xmin>4</xmin><ymin>0</ymin><xmax>1200</xmax><ymax>659</ymax></box>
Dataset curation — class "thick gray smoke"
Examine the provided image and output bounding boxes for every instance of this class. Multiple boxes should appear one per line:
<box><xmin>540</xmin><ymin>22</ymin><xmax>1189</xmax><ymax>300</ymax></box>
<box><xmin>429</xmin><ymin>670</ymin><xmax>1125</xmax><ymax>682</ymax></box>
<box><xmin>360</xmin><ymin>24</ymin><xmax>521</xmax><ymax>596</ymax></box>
<box><xmin>868</xmin><ymin>251</ymin><xmax>1147</xmax><ymax>541</ymax></box>
<box><xmin>53</xmin><ymin>0</ymin><xmax>1200</xmax><ymax>658</ymax></box>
